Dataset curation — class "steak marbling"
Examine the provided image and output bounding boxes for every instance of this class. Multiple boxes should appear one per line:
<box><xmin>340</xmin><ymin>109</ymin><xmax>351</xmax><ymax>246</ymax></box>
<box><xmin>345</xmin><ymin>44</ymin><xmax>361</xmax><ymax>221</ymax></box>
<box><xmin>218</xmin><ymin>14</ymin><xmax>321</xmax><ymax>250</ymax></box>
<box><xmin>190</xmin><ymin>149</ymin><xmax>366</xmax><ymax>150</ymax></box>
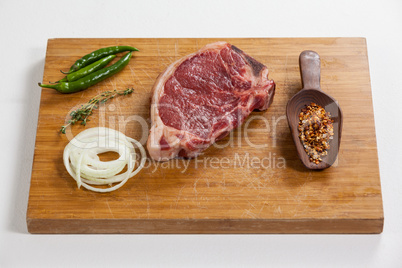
<box><xmin>147</xmin><ymin>42</ymin><xmax>275</xmax><ymax>161</ymax></box>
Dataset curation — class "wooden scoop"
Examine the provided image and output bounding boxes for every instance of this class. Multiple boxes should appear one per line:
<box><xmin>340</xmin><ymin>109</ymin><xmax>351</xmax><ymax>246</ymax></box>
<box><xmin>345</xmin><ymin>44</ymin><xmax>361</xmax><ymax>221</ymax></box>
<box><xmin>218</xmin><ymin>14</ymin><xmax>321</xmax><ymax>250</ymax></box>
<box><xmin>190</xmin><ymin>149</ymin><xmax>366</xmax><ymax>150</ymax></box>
<box><xmin>286</xmin><ymin>50</ymin><xmax>343</xmax><ymax>170</ymax></box>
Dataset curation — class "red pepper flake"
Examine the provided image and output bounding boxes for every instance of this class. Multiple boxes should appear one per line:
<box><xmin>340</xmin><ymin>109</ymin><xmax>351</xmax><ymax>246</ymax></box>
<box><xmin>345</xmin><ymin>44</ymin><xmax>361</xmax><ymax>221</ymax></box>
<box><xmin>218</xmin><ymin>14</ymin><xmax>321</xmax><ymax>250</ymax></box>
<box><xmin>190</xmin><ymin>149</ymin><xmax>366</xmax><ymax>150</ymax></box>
<box><xmin>298</xmin><ymin>102</ymin><xmax>334</xmax><ymax>164</ymax></box>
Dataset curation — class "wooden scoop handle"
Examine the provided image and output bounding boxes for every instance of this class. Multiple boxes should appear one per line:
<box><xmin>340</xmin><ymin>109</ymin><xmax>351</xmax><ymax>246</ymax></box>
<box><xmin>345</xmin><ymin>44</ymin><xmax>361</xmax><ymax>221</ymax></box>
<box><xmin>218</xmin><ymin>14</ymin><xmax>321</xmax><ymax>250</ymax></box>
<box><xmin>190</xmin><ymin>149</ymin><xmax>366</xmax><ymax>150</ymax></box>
<box><xmin>299</xmin><ymin>50</ymin><xmax>321</xmax><ymax>90</ymax></box>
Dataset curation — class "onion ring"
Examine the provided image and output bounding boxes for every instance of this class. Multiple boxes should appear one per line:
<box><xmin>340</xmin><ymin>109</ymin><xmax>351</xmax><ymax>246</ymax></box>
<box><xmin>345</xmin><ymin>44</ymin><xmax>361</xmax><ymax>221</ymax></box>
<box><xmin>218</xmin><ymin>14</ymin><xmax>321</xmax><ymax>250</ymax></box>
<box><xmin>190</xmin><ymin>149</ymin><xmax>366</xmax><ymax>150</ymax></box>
<box><xmin>63</xmin><ymin>127</ymin><xmax>146</xmax><ymax>192</ymax></box>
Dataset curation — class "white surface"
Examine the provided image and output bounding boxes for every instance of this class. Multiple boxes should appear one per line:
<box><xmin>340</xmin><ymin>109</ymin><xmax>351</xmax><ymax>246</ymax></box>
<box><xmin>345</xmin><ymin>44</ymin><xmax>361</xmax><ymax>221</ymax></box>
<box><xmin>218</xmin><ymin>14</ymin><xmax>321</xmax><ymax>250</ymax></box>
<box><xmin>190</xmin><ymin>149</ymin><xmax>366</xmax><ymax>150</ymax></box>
<box><xmin>1</xmin><ymin>0</ymin><xmax>401</xmax><ymax>267</ymax></box>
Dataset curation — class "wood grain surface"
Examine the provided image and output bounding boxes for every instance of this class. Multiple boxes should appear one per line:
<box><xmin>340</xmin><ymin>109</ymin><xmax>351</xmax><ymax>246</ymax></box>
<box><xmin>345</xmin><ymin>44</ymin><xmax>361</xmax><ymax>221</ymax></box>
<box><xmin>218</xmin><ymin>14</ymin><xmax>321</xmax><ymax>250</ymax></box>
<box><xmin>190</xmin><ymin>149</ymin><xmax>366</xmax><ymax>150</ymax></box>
<box><xmin>27</xmin><ymin>38</ymin><xmax>383</xmax><ymax>234</ymax></box>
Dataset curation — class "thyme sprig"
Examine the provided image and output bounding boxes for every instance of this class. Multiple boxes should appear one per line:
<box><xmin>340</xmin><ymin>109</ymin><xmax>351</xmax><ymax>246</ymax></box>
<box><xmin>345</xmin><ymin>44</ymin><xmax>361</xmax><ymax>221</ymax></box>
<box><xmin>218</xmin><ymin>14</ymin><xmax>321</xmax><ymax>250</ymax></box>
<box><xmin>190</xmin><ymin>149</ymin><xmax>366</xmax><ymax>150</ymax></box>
<box><xmin>60</xmin><ymin>88</ymin><xmax>134</xmax><ymax>134</ymax></box>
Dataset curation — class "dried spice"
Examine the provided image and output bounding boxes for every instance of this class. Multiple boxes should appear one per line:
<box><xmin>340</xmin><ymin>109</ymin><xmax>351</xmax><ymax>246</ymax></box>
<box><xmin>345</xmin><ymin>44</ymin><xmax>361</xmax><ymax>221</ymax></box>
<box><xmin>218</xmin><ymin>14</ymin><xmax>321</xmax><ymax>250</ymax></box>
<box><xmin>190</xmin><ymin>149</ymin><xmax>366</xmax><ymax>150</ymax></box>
<box><xmin>298</xmin><ymin>102</ymin><xmax>334</xmax><ymax>164</ymax></box>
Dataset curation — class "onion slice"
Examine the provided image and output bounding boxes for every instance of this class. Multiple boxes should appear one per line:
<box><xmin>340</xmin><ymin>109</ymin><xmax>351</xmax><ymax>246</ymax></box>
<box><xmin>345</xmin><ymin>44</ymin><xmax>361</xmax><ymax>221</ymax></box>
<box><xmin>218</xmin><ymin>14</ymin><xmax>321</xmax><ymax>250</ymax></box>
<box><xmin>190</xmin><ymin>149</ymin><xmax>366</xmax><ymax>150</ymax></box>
<box><xmin>63</xmin><ymin>127</ymin><xmax>146</xmax><ymax>193</ymax></box>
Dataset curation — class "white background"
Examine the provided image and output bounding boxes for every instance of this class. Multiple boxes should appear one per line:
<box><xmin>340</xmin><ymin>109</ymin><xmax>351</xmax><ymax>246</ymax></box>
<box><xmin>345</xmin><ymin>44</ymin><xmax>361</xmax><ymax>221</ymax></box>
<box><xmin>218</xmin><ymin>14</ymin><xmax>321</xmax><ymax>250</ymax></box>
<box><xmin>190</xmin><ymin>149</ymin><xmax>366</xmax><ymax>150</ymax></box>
<box><xmin>1</xmin><ymin>0</ymin><xmax>402</xmax><ymax>267</ymax></box>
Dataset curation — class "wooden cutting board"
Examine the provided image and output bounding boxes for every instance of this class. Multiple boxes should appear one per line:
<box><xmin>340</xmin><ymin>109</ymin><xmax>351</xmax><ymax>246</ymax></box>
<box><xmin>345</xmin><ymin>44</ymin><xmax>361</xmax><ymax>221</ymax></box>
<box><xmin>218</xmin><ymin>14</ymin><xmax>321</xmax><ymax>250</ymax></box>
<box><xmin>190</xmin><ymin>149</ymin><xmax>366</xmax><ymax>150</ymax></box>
<box><xmin>27</xmin><ymin>38</ymin><xmax>383</xmax><ymax>234</ymax></box>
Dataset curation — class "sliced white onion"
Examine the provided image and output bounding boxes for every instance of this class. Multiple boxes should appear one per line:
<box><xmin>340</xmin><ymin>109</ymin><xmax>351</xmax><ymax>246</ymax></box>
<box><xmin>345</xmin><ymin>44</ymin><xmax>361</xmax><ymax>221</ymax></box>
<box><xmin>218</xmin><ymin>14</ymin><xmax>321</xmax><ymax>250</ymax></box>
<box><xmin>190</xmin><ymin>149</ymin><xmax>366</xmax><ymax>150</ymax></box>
<box><xmin>63</xmin><ymin>127</ymin><xmax>146</xmax><ymax>193</ymax></box>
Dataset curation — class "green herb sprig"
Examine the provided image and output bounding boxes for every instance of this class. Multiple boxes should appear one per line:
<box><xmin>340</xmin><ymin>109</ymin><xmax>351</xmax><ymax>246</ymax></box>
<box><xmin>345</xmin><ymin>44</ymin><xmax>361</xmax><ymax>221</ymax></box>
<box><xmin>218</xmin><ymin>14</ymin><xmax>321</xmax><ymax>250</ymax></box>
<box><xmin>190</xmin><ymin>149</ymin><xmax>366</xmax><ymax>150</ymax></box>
<box><xmin>60</xmin><ymin>88</ymin><xmax>134</xmax><ymax>134</ymax></box>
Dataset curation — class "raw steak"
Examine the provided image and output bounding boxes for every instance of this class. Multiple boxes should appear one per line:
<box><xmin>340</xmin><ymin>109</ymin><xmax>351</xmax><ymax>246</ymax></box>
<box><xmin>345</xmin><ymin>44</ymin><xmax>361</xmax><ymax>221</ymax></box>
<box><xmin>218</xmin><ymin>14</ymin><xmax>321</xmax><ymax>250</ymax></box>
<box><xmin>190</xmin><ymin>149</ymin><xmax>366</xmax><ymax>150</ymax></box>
<box><xmin>147</xmin><ymin>41</ymin><xmax>275</xmax><ymax>161</ymax></box>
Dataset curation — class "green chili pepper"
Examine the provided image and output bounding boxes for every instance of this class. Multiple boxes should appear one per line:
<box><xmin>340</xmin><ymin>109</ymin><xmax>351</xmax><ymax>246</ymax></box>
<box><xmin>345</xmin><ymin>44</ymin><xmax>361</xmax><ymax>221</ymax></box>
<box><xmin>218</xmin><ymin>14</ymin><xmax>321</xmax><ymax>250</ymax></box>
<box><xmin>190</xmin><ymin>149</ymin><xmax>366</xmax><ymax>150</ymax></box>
<box><xmin>65</xmin><ymin>45</ymin><xmax>138</xmax><ymax>73</ymax></box>
<box><xmin>39</xmin><ymin>52</ymin><xmax>132</xmax><ymax>94</ymax></box>
<box><xmin>58</xmin><ymin>54</ymin><xmax>116</xmax><ymax>82</ymax></box>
